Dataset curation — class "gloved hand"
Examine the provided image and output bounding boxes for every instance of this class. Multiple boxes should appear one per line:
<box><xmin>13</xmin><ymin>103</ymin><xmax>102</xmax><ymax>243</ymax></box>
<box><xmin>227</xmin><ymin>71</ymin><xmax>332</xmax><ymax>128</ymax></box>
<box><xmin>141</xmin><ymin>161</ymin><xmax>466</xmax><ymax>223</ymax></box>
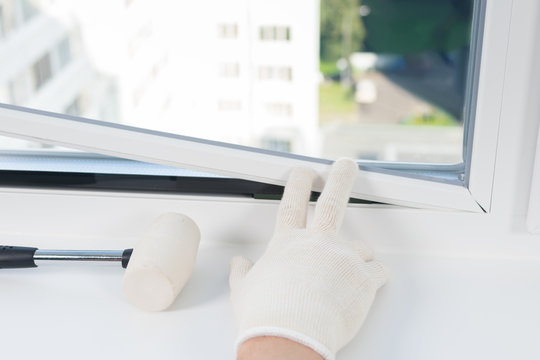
<box><xmin>229</xmin><ymin>158</ymin><xmax>388</xmax><ymax>360</ymax></box>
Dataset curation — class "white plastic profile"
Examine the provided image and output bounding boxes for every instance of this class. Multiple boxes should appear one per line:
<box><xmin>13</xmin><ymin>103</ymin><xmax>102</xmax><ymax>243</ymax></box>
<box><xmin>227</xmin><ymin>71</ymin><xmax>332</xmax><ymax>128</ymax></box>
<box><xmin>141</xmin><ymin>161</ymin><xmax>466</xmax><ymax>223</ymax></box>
<box><xmin>0</xmin><ymin>104</ymin><xmax>482</xmax><ymax>212</ymax></box>
<box><xmin>527</xmin><ymin>122</ymin><xmax>540</xmax><ymax>233</ymax></box>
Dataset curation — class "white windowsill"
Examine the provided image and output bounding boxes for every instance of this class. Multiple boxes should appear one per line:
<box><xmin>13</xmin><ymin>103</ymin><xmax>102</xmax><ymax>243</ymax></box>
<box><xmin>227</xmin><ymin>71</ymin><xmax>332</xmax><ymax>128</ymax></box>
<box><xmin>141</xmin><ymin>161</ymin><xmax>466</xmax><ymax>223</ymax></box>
<box><xmin>0</xmin><ymin>190</ymin><xmax>539</xmax><ymax>360</ymax></box>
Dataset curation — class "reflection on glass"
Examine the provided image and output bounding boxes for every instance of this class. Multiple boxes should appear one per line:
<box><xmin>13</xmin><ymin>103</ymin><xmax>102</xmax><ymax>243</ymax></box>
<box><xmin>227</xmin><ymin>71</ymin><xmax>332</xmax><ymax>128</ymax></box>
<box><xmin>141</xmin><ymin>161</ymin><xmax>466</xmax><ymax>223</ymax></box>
<box><xmin>0</xmin><ymin>0</ymin><xmax>474</xmax><ymax>164</ymax></box>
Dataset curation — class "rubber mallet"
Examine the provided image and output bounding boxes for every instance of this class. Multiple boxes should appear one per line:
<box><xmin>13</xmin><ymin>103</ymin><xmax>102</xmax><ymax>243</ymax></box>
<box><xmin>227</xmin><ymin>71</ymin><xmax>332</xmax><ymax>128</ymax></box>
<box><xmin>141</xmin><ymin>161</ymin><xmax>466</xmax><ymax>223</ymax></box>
<box><xmin>0</xmin><ymin>213</ymin><xmax>201</xmax><ymax>312</ymax></box>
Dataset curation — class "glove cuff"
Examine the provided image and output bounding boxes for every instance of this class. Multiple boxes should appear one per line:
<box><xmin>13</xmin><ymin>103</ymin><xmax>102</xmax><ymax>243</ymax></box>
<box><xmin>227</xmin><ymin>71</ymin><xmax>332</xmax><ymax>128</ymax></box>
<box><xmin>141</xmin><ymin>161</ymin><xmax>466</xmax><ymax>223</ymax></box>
<box><xmin>236</xmin><ymin>326</ymin><xmax>334</xmax><ymax>360</ymax></box>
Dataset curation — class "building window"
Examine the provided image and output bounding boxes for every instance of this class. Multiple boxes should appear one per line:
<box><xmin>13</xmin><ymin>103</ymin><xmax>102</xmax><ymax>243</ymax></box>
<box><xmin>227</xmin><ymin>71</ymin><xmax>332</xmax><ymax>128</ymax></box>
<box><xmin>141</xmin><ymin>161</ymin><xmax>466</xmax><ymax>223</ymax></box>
<box><xmin>219</xmin><ymin>62</ymin><xmax>240</xmax><ymax>78</ymax></box>
<box><xmin>218</xmin><ymin>99</ymin><xmax>242</xmax><ymax>111</ymax></box>
<box><xmin>217</xmin><ymin>23</ymin><xmax>238</xmax><ymax>39</ymax></box>
<box><xmin>258</xmin><ymin>66</ymin><xmax>292</xmax><ymax>81</ymax></box>
<box><xmin>262</xmin><ymin>137</ymin><xmax>291</xmax><ymax>152</ymax></box>
<box><xmin>57</xmin><ymin>36</ymin><xmax>72</xmax><ymax>69</ymax></box>
<box><xmin>259</xmin><ymin>26</ymin><xmax>290</xmax><ymax>41</ymax></box>
<box><xmin>0</xmin><ymin>0</ymin><xmax>16</xmax><ymax>38</ymax></box>
<box><xmin>266</xmin><ymin>103</ymin><xmax>293</xmax><ymax>117</ymax></box>
<box><xmin>275</xmin><ymin>26</ymin><xmax>290</xmax><ymax>41</ymax></box>
<box><xmin>0</xmin><ymin>84</ymin><xmax>9</xmax><ymax>103</ymax></box>
<box><xmin>65</xmin><ymin>97</ymin><xmax>80</xmax><ymax>116</ymax></box>
<box><xmin>9</xmin><ymin>69</ymin><xmax>32</xmax><ymax>104</ymax></box>
<box><xmin>20</xmin><ymin>0</ymin><xmax>37</xmax><ymax>23</ymax></box>
<box><xmin>0</xmin><ymin>3</ymin><xmax>5</xmax><ymax>38</ymax></box>
<box><xmin>32</xmin><ymin>53</ymin><xmax>52</xmax><ymax>90</ymax></box>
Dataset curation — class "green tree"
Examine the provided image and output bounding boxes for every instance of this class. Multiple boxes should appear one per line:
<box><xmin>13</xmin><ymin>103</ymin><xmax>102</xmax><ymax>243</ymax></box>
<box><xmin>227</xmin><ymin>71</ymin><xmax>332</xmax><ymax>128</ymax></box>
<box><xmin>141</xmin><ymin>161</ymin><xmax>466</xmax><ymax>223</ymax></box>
<box><xmin>320</xmin><ymin>0</ymin><xmax>366</xmax><ymax>64</ymax></box>
<box><xmin>362</xmin><ymin>0</ymin><xmax>472</xmax><ymax>54</ymax></box>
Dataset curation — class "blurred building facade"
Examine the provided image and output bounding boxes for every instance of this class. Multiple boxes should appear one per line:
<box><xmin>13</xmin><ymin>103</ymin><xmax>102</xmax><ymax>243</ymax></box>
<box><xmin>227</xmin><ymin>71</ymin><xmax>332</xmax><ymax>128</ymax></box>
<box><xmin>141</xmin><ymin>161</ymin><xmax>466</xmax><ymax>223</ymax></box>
<box><xmin>0</xmin><ymin>0</ymin><xmax>320</xmax><ymax>156</ymax></box>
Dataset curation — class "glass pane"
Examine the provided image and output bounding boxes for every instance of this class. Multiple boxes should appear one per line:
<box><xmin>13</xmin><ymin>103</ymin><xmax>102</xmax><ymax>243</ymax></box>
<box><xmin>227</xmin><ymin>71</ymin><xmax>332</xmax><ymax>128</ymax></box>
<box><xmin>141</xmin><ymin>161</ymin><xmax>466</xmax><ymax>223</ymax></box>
<box><xmin>0</xmin><ymin>0</ymin><xmax>476</xmax><ymax>165</ymax></box>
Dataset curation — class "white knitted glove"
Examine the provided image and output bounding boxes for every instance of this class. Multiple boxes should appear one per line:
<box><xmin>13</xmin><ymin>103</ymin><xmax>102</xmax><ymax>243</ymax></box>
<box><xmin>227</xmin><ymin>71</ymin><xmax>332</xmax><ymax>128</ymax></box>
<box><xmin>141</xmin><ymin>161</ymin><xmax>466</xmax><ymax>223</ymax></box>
<box><xmin>229</xmin><ymin>158</ymin><xmax>388</xmax><ymax>360</ymax></box>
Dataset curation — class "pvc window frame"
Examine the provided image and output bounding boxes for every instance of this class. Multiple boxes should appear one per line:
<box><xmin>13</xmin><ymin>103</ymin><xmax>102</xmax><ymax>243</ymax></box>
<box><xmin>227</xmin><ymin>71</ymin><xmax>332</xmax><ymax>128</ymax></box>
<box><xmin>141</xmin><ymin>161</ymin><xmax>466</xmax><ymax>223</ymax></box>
<box><xmin>0</xmin><ymin>0</ymin><xmax>511</xmax><ymax>213</ymax></box>
<box><xmin>527</xmin><ymin>118</ymin><xmax>540</xmax><ymax>233</ymax></box>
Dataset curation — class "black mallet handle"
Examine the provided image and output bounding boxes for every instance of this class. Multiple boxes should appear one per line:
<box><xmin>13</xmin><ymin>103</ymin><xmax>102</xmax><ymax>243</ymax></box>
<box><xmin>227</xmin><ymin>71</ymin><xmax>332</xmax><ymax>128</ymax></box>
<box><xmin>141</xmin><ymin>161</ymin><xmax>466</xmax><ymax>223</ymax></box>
<box><xmin>0</xmin><ymin>246</ymin><xmax>133</xmax><ymax>269</ymax></box>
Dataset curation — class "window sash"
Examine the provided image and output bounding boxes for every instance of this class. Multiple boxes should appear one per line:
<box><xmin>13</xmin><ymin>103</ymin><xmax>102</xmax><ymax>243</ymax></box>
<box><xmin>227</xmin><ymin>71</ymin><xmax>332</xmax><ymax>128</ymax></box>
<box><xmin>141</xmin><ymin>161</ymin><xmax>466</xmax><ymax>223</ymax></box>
<box><xmin>0</xmin><ymin>0</ymin><xmax>515</xmax><ymax>213</ymax></box>
<box><xmin>0</xmin><ymin>103</ymin><xmax>481</xmax><ymax>211</ymax></box>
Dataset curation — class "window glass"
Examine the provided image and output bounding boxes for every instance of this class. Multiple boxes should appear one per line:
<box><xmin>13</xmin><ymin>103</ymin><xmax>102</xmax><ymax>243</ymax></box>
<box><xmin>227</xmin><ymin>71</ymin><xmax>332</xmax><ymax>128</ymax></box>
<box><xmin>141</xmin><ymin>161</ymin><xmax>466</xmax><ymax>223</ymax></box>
<box><xmin>56</xmin><ymin>36</ymin><xmax>72</xmax><ymax>69</ymax></box>
<box><xmin>32</xmin><ymin>53</ymin><xmax>52</xmax><ymax>90</ymax></box>
<box><xmin>218</xmin><ymin>23</ymin><xmax>238</xmax><ymax>39</ymax></box>
<box><xmin>9</xmin><ymin>69</ymin><xmax>32</xmax><ymax>104</ymax></box>
<box><xmin>0</xmin><ymin>4</ymin><xmax>6</xmax><ymax>38</ymax></box>
<box><xmin>219</xmin><ymin>62</ymin><xmax>240</xmax><ymax>78</ymax></box>
<box><xmin>0</xmin><ymin>0</ymin><xmax>476</xmax><ymax>165</ymax></box>
<box><xmin>19</xmin><ymin>0</ymin><xmax>37</xmax><ymax>23</ymax></box>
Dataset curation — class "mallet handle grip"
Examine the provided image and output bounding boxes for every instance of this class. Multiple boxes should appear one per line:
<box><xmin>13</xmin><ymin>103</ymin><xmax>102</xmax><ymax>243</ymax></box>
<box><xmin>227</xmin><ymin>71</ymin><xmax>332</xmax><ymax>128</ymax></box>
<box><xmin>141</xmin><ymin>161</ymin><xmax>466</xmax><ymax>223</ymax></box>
<box><xmin>0</xmin><ymin>246</ymin><xmax>37</xmax><ymax>269</ymax></box>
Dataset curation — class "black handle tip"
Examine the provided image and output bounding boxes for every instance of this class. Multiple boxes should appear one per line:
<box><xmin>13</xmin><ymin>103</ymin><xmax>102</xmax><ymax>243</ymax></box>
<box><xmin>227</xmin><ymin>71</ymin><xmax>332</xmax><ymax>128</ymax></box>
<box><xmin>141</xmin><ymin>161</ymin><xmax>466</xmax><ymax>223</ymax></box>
<box><xmin>0</xmin><ymin>246</ymin><xmax>38</xmax><ymax>269</ymax></box>
<box><xmin>122</xmin><ymin>248</ymin><xmax>133</xmax><ymax>269</ymax></box>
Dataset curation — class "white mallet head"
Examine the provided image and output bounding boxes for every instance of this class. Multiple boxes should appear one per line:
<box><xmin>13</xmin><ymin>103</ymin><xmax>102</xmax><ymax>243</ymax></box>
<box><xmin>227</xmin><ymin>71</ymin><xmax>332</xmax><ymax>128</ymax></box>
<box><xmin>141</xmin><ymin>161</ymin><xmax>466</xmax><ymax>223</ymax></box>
<box><xmin>122</xmin><ymin>212</ymin><xmax>200</xmax><ymax>311</ymax></box>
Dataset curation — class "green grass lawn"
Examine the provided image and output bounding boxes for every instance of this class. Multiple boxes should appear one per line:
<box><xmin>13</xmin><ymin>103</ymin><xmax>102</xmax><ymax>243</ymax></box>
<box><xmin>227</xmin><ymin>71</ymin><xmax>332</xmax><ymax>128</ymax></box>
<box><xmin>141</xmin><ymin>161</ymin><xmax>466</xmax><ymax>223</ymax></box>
<box><xmin>319</xmin><ymin>61</ymin><xmax>339</xmax><ymax>78</ymax></box>
<box><xmin>319</xmin><ymin>82</ymin><xmax>356</xmax><ymax>123</ymax></box>
<box><xmin>401</xmin><ymin>109</ymin><xmax>459</xmax><ymax>126</ymax></box>
<box><xmin>319</xmin><ymin>79</ymin><xmax>460</xmax><ymax>126</ymax></box>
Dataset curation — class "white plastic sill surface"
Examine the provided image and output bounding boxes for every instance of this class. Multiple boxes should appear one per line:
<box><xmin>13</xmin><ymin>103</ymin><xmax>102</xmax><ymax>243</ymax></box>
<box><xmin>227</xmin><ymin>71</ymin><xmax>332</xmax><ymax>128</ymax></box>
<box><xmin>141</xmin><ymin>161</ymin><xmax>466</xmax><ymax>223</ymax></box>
<box><xmin>0</xmin><ymin>190</ymin><xmax>539</xmax><ymax>360</ymax></box>
<box><xmin>2</xmin><ymin>238</ymin><xmax>540</xmax><ymax>360</ymax></box>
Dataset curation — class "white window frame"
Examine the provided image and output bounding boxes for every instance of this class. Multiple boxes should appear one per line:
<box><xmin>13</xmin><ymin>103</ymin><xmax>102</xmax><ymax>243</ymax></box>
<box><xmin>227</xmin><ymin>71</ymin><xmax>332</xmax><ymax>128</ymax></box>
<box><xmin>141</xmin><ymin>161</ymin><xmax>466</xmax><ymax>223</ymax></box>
<box><xmin>527</xmin><ymin>122</ymin><xmax>540</xmax><ymax>233</ymax></box>
<box><xmin>0</xmin><ymin>0</ymin><xmax>533</xmax><ymax>217</ymax></box>
<box><xmin>2</xmin><ymin>3</ymin><xmax>540</xmax><ymax>358</ymax></box>
<box><xmin>466</xmin><ymin>0</ymin><xmax>511</xmax><ymax>212</ymax></box>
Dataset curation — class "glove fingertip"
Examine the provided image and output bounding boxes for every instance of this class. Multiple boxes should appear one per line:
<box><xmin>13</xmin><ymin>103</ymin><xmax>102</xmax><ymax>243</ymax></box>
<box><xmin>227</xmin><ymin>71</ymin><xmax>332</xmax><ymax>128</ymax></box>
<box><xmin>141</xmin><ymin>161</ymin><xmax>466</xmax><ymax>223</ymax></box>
<box><xmin>334</xmin><ymin>157</ymin><xmax>359</xmax><ymax>175</ymax></box>
<box><xmin>352</xmin><ymin>241</ymin><xmax>375</xmax><ymax>262</ymax></box>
